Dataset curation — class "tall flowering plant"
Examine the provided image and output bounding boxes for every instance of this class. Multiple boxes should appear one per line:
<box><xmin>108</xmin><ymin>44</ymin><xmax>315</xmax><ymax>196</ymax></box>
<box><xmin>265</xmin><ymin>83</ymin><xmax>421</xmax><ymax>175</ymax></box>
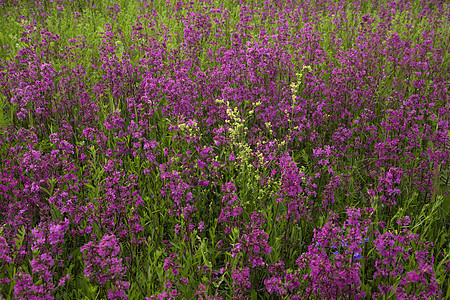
<box><xmin>372</xmin><ymin>216</ymin><xmax>442</xmax><ymax>299</ymax></box>
<box><xmin>80</xmin><ymin>234</ymin><xmax>129</xmax><ymax>299</ymax></box>
<box><xmin>262</xmin><ymin>207</ymin><xmax>372</xmax><ymax>299</ymax></box>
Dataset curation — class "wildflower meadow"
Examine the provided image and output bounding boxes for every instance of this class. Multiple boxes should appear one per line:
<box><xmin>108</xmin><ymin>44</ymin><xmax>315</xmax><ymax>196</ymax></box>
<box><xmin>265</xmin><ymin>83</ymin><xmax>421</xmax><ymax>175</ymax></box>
<box><xmin>0</xmin><ymin>0</ymin><xmax>449</xmax><ymax>299</ymax></box>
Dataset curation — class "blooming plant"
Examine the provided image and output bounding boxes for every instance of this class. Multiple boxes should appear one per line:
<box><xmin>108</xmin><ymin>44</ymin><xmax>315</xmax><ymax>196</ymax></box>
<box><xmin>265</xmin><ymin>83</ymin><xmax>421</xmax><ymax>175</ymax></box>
<box><xmin>0</xmin><ymin>0</ymin><xmax>449</xmax><ymax>299</ymax></box>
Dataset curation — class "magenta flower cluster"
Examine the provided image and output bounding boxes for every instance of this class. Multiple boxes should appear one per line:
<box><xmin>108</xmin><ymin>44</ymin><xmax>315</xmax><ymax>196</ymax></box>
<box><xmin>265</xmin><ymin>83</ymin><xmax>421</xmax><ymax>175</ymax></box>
<box><xmin>0</xmin><ymin>0</ymin><xmax>449</xmax><ymax>299</ymax></box>
<box><xmin>80</xmin><ymin>234</ymin><xmax>129</xmax><ymax>299</ymax></box>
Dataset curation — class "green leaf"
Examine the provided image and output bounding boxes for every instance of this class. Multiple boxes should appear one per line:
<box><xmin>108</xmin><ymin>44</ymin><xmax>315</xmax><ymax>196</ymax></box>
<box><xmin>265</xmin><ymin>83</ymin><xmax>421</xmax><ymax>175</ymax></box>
<box><xmin>14</xmin><ymin>226</ymin><xmax>26</xmax><ymax>251</ymax></box>
<box><xmin>212</xmin><ymin>273</ymin><xmax>226</xmax><ymax>288</ymax></box>
<box><xmin>442</xmin><ymin>193</ymin><xmax>450</xmax><ymax>215</ymax></box>
<box><xmin>84</xmin><ymin>183</ymin><xmax>95</xmax><ymax>190</ymax></box>
<box><xmin>251</xmin><ymin>289</ymin><xmax>258</xmax><ymax>300</ymax></box>
<box><xmin>40</xmin><ymin>187</ymin><xmax>51</xmax><ymax>196</ymax></box>
<box><xmin>301</xmin><ymin>149</ymin><xmax>309</xmax><ymax>166</ymax></box>
<box><xmin>0</xmin><ymin>96</ymin><xmax>12</xmax><ymax>127</ymax></box>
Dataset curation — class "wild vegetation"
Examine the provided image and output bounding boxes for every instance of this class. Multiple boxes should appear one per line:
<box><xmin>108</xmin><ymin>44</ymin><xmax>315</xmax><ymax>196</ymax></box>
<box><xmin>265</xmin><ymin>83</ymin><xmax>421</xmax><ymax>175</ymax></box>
<box><xmin>0</xmin><ymin>0</ymin><xmax>449</xmax><ymax>299</ymax></box>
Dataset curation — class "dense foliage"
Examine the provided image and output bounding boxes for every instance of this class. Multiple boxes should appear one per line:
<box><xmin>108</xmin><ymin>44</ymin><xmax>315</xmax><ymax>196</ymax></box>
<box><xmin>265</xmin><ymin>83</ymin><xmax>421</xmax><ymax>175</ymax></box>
<box><xmin>0</xmin><ymin>0</ymin><xmax>449</xmax><ymax>299</ymax></box>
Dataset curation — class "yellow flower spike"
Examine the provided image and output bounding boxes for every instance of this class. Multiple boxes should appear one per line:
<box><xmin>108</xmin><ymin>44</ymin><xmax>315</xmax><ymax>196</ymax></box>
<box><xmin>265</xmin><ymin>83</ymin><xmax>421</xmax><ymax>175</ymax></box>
<box><xmin>302</xmin><ymin>65</ymin><xmax>313</xmax><ymax>72</ymax></box>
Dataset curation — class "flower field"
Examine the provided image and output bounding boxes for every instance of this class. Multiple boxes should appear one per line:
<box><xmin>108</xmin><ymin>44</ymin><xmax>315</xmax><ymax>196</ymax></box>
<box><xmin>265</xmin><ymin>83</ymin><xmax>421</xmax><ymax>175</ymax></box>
<box><xmin>0</xmin><ymin>0</ymin><xmax>449</xmax><ymax>299</ymax></box>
